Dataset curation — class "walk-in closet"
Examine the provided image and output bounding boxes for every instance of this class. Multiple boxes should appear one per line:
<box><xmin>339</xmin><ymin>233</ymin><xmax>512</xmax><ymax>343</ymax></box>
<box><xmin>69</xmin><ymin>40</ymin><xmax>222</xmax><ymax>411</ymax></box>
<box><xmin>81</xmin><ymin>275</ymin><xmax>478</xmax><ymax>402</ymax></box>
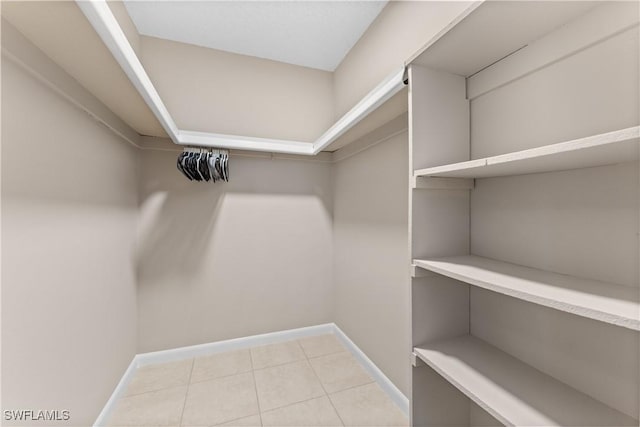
<box><xmin>2</xmin><ymin>1</ymin><xmax>638</xmax><ymax>427</ymax></box>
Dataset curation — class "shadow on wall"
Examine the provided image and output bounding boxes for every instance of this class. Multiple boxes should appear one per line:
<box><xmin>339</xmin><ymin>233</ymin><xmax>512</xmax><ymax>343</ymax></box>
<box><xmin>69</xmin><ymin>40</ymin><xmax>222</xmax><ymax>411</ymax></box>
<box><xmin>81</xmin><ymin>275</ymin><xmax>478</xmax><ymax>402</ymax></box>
<box><xmin>136</xmin><ymin>187</ymin><xmax>222</xmax><ymax>282</ymax></box>
<box><xmin>134</xmin><ymin>152</ymin><xmax>334</xmax><ymax>286</ymax></box>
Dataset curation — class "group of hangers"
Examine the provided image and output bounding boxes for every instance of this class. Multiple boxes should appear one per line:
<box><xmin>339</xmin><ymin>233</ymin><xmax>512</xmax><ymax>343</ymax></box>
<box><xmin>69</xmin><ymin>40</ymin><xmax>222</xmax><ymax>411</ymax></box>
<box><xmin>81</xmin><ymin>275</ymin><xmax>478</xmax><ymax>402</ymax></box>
<box><xmin>177</xmin><ymin>147</ymin><xmax>229</xmax><ymax>182</ymax></box>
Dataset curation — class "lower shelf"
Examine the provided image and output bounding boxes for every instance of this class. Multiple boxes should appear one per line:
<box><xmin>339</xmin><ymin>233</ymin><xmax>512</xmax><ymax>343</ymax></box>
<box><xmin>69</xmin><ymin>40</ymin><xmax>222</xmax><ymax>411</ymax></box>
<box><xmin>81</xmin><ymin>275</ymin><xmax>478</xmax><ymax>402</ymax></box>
<box><xmin>413</xmin><ymin>255</ymin><xmax>640</xmax><ymax>331</ymax></box>
<box><xmin>413</xmin><ymin>335</ymin><xmax>638</xmax><ymax>427</ymax></box>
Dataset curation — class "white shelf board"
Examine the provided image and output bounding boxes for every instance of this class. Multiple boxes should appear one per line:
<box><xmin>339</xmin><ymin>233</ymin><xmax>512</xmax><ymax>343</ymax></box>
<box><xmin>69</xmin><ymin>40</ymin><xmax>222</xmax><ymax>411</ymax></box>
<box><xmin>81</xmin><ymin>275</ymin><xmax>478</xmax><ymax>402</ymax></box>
<box><xmin>413</xmin><ymin>335</ymin><xmax>638</xmax><ymax>427</ymax></box>
<box><xmin>414</xmin><ymin>126</ymin><xmax>640</xmax><ymax>179</ymax></box>
<box><xmin>77</xmin><ymin>0</ymin><xmax>406</xmax><ymax>155</ymax></box>
<box><xmin>413</xmin><ymin>255</ymin><xmax>640</xmax><ymax>331</ymax></box>
<box><xmin>411</xmin><ymin>176</ymin><xmax>474</xmax><ymax>190</ymax></box>
<box><xmin>408</xmin><ymin>1</ymin><xmax>600</xmax><ymax>77</ymax></box>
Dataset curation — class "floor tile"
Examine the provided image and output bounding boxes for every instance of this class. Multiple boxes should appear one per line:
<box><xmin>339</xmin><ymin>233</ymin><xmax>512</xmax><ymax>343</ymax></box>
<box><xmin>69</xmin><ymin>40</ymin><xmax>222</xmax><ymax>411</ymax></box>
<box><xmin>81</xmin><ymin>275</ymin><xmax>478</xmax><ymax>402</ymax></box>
<box><xmin>250</xmin><ymin>341</ymin><xmax>305</xmax><ymax>370</ymax></box>
<box><xmin>124</xmin><ymin>359</ymin><xmax>193</xmax><ymax>396</ymax></box>
<box><xmin>298</xmin><ymin>334</ymin><xmax>346</xmax><ymax>359</ymax></box>
<box><xmin>261</xmin><ymin>396</ymin><xmax>343</xmax><ymax>427</ymax></box>
<box><xmin>192</xmin><ymin>350</ymin><xmax>252</xmax><ymax>383</ymax></box>
<box><xmin>216</xmin><ymin>415</ymin><xmax>262</xmax><ymax>427</ymax></box>
<box><xmin>182</xmin><ymin>372</ymin><xmax>259</xmax><ymax>426</ymax></box>
<box><xmin>309</xmin><ymin>352</ymin><xmax>373</xmax><ymax>394</ymax></box>
<box><xmin>215</xmin><ymin>414</ymin><xmax>262</xmax><ymax>426</ymax></box>
<box><xmin>253</xmin><ymin>360</ymin><xmax>325</xmax><ymax>411</ymax></box>
<box><xmin>329</xmin><ymin>383</ymin><xmax>408</xmax><ymax>427</ymax></box>
<box><xmin>107</xmin><ymin>386</ymin><xmax>187</xmax><ymax>426</ymax></box>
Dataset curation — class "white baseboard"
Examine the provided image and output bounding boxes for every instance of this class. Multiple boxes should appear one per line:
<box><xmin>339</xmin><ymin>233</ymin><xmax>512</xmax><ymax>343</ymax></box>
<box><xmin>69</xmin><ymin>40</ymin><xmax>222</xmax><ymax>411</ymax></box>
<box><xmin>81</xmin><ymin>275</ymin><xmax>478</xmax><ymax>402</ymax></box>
<box><xmin>93</xmin><ymin>354</ymin><xmax>139</xmax><ymax>427</ymax></box>
<box><xmin>331</xmin><ymin>324</ymin><xmax>409</xmax><ymax>416</ymax></box>
<box><xmin>136</xmin><ymin>323</ymin><xmax>335</xmax><ymax>367</ymax></box>
<box><xmin>94</xmin><ymin>323</ymin><xmax>408</xmax><ymax>426</ymax></box>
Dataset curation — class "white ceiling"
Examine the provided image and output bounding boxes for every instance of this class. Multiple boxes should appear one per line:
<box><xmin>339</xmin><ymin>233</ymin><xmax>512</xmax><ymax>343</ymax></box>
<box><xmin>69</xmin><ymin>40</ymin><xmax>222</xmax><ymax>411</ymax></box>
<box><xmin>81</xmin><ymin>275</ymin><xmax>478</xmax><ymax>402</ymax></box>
<box><xmin>123</xmin><ymin>1</ymin><xmax>388</xmax><ymax>72</ymax></box>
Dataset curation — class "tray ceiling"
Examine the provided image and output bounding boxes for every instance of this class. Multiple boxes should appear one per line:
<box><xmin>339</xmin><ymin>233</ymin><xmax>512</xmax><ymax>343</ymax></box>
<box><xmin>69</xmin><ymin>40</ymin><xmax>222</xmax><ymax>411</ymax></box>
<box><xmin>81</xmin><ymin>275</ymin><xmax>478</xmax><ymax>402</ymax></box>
<box><xmin>123</xmin><ymin>1</ymin><xmax>388</xmax><ymax>71</ymax></box>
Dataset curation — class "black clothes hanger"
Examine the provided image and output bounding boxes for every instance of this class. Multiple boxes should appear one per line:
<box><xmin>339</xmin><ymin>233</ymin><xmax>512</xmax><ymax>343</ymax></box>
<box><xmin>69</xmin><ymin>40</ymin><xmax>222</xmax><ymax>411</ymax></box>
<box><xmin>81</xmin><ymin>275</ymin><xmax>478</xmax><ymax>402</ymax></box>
<box><xmin>222</xmin><ymin>152</ymin><xmax>229</xmax><ymax>182</ymax></box>
<box><xmin>200</xmin><ymin>151</ymin><xmax>211</xmax><ymax>182</ymax></box>
<box><xmin>176</xmin><ymin>152</ymin><xmax>188</xmax><ymax>179</ymax></box>
<box><xmin>207</xmin><ymin>152</ymin><xmax>217</xmax><ymax>182</ymax></box>
<box><xmin>177</xmin><ymin>148</ymin><xmax>229</xmax><ymax>183</ymax></box>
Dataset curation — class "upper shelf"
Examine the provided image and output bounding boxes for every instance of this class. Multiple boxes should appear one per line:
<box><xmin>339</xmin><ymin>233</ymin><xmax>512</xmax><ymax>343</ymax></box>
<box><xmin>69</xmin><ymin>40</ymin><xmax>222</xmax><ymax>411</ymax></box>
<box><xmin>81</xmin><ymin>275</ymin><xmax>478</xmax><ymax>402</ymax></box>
<box><xmin>413</xmin><ymin>255</ymin><xmax>640</xmax><ymax>331</ymax></box>
<box><xmin>413</xmin><ymin>335</ymin><xmax>638</xmax><ymax>427</ymax></box>
<box><xmin>414</xmin><ymin>126</ymin><xmax>640</xmax><ymax>179</ymax></box>
<box><xmin>408</xmin><ymin>1</ymin><xmax>601</xmax><ymax>76</ymax></box>
<box><xmin>76</xmin><ymin>1</ymin><xmax>406</xmax><ymax>156</ymax></box>
<box><xmin>409</xmin><ymin>2</ymin><xmax>639</xmax><ymax>101</ymax></box>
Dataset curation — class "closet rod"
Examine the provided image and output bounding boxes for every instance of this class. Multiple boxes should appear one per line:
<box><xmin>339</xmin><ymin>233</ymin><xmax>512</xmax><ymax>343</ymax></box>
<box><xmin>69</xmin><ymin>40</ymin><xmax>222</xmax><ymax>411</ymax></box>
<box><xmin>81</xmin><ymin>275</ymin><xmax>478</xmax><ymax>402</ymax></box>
<box><xmin>77</xmin><ymin>0</ymin><xmax>407</xmax><ymax>156</ymax></box>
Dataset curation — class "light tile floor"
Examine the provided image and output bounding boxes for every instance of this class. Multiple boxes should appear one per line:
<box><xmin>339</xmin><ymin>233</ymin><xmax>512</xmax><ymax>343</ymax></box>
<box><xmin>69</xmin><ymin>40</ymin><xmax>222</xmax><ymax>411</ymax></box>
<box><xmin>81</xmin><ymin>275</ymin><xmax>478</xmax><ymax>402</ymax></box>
<box><xmin>107</xmin><ymin>334</ymin><xmax>408</xmax><ymax>427</ymax></box>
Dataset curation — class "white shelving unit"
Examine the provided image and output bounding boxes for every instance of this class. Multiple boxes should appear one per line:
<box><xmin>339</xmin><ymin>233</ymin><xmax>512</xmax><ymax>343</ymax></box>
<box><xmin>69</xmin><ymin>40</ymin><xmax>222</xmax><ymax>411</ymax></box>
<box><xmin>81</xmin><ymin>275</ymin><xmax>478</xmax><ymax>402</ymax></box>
<box><xmin>414</xmin><ymin>126</ymin><xmax>640</xmax><ymax>179</ymax></box>
<box><xmin>413</xmin><ymin>335</ymin><xmax>638</xmax><ymax>427</ymax></box>
<box><xmin>408</xmin><ymin>2</ymin><xmax>640</xmax><ymax>426</ymax></box>
<box><xmin>413</xmin><ymin>255</ymin><xmax>640</xmax><ymax>331</ymax></box>
<box><xmin>77</xmin><ymin>0</ymin><xmax>407</xmax><ymax>155</ymax></box>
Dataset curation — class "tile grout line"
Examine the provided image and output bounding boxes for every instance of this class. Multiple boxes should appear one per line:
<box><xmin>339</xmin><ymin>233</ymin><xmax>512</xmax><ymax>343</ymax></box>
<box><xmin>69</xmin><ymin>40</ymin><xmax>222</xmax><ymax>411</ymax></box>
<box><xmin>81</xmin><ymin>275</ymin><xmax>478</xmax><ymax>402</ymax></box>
<box><xmin>124</xmin><ymin>365</ymin><xmax>256</xmax><ymax>400</ymax></box>
<box><xmin>251</xmin><ymin>340</ymin><xmax>306</xmax><ymax>371</ymax></box>
<box><xmin>248</xmin><ymin>348</ymin><xmax>265</xmax><ymax>427</ymax></box>
<box><xmin>118</xmin><ymin>383</ymin><xmax>187</xmax><ymax>399</ymax></box>
<box><xmin>305</xmin><ymin>346</ymin><xmax>346</xmax><ymax>427</ymax></box>
<box><xmin>251</xmin><ymin>337</ymin><xmax>350</xmax><ymax>419</ymax></box>
<box><xmin>299</xmin><ymin>338</ymin><xmax>313</xmax><ymax>360</ymax></box>
<box><xmin>307</xmin><ymin>349</ymin><xmax>348</xmax><ymax>360</ymax></box>
<box><xmin>252</xmin><ymin>358</ymin><xmax>306</xmax><ymax>371</ymax></box>
<box><xmin>178</xmin><ymin>358</ymin><xmax>195</xmax><ymax>427</ymax></box>
<box><xmin>128</xmin><ymin>345</ymin><xmax>325</xmax><ymax>396</ymax></box>
<box><xmin>212</xmin><ymin>412</ymin><xmax>260</xmax><ymax>427</ymax></box>
<box><xmin>254</xmin><ymin>359</ymin><xmax>323</xmax><ymax>414</ymax></box>
<box><xmin>311</xmin><ymin>349</ymin><xmax>378</xmax><ymax>396</ymax></box>
<box><xmin>189</xmin><ymin>367</ymin><xmax>254</xmax><ymax>387</ymax></box>
<box><xmin>303</xmin><ymin>348</ymin><xmax>349</xmax><ymax>362</ymax></box>
<box><xmin>102</xmin><ymin>330</ymin><xmax>406</xmax><ymax>427</ymax></box>
<box><xmin>119</xmin><ymin>360</ymin><xmax>197</xmax><ymax>399</ymax></box>
<box><xmin>237</xmin><ymin>379</ymin><xmax>380</xmax><ymax>419</ymax></box>
<box><xmin>222</xmin><ymin>337</ymin><xmax>347</xmax><ymax>373</ymax></box>
<box><xmin>326</xmin><ymin>379</ymin><xmax>377</xmax><ymax>397</ymax></box>
<box><xmin>299</xmin><ymin>334</ymin><xmax>381</xmax><ymax>425</ymax></box>
<box><xmin>121</xmin><ymin>336</ymin><xmax>376</xmax><ymax>426</ymax></box>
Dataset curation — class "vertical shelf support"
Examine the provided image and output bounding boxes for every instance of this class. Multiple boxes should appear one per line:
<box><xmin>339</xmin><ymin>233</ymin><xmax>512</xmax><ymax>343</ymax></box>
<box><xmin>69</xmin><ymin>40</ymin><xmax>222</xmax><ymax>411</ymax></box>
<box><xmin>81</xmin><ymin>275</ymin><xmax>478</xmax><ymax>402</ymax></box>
<box><xmin>411</xmin><ymin>176</ymin><xmax>474</xmax><ymax>190</ymax></box>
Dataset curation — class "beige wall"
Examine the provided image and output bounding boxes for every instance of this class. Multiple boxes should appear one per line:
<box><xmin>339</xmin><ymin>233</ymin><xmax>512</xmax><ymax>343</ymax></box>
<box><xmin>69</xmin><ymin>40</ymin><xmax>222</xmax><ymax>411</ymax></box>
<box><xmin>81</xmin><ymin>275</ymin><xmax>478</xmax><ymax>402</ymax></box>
<box><xmin>332</xmin><ymin>131</ymin><xmax>410</xmax><ymax>396</ymax></box>
<box><xmin>333</xmin><ymin>1</ymin><xmax>472</xmax><ymax>116</ymax></box>
<box><xmin>136</xmin><ymin>150</ymin><xmax>334</xmax><ymax>352</ymax></box>
<box><xmin>135</xmin><ymin>126</ymin><xmax>413</xmax><ymax>398</ymax></box>
<box><xmin>1</xmin><ymin>58</ymin><xmax>138</xmax><ymax>426</ymax></box>
<box><xmin>328</xmin><ymin>1</ymin><xmax>474</xmax><ymax>398</ymax></box>
<box><xmin>140</xmin><ymin>36</ymin><xmax>334</xmax><ymax>143</ymax></box>
<box><xmin>1</xmin><ymin>1</ymin><xmax>166</xmax><ymax>138</ymax></box>
<box><xmin>0</xmin><ymin>5</ymin><xmax>483</xmax><ymax>422</ymax></box>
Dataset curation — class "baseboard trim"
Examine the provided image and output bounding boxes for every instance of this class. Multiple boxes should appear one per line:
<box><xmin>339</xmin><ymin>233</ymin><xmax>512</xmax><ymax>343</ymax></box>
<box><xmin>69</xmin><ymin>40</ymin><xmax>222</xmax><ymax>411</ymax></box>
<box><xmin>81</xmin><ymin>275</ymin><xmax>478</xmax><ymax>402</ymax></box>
<box><xmin>94</xmin><ymin>323</ymin><xmax>408</xmax><ymax>426</ymax></box>
<box><xmin>93</xmin><ymin>354</ymin><xmax>139</xmax><ymax>427</ymax></box>
<box><xmin>331</xmin><ymin>324</ymin><xmax>409</xmax><ymax>416</ymax></box>
<box><xmin>136</xmin><ymin>323</ymin><xmax>335</xmax><ymax>367</ymax></box>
